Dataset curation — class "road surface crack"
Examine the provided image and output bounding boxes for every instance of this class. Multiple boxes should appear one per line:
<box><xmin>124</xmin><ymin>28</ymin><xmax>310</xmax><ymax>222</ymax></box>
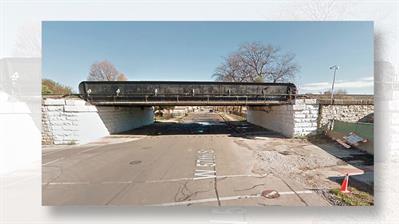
<box><xmin>213</xmin><ymin>175</ymin><xmax>221</xmax><ymax>206</ymax></box>
<box><xmin>105</xmin><ymin>183</ymin><xmax>132</xmax><ymax>205</ymax></box>
<box><xmin>174</xmin><ymin>181</ymin><xmax>209</xmax><ymax>202</ymax></box>
<box><xmin>42</xmin><ymin>165</ymin><xmax>64</xmax><ymax>188</ymax></box>
<box><xmin>277</xmin><ymin>175</ymin><xmax>309</xmax><ymax>206</ymax></box>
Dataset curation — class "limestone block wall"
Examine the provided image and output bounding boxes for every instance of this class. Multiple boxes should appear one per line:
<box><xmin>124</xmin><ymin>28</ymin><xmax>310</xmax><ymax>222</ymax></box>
<box><xmin>42</xmin><ymin>99</ymin><xmax>82</xmax><ymax>145</ymax></box>
<box><xmin>318</xmin><ymin>104</ymin><xmax>374</xmax><ymax>128</ymax></box>
<box><xmin>247</xmin><ymin>99</ymin><xmax>319</xmax><ymax>137</ymax></box>
<box><xmin>247</xmin><ymin>98</ymin><xmax>374</xmax><ymax>137</ymax></box>
<box><xmin>41</xmin><ymin>108</ymin><xmax>54</xmax><ymax>145</ymax></box>
<box><xmin>42</xmin><ymin>98</ymin><xmax>154</xmax><ymax>144</ymax></box>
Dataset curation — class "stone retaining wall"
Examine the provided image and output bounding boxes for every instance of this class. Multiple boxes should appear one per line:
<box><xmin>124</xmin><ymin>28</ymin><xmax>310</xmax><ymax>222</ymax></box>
<box><xmin>42</xmin><ymin>98</ymin><xmax>154</xmax><ymax>145</ymax></box>
<box><xmin>43</xmin><ymin>96</ymin><xmax>374</xmax><ymax>143</ymax></box>
<box><xmin>247</xmin><ymin>99</ymin><xmax>319</xmax><ymax>137</ymax></box>
<box><xmin>318</xmin><ymin>104</ymin><xmax>374</xmax><ymax>128</ymax></box>
<box><xmin>247</xmin><ymin>98</ymin><xmax>374</xmax><ymax>138</ymax></box>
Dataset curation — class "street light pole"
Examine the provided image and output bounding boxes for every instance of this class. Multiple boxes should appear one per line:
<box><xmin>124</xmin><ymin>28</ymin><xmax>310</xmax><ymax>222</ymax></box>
<box><xmin>329</xmin><ymin>65</ymin><xmax>339</xmax><ymax>104</ymax></box>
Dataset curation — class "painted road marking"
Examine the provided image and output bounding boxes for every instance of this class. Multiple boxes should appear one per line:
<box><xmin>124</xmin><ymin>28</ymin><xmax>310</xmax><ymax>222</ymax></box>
<box><xmin>193</xmin><ymin>170</ymin><xmax>216</xmax><ymax>180</ymax></box>
<box><xmin>42</xmin><ymin>158</ymin><xmax>64</xmax><ymax>166</ymax></box>
<box><xmin>194</xmin><ymin>149</ymin><xmax>216</xmax><ymax>180</ymax></box>
<box><xmin>42</xmin><ymin>145</ymin><xmax>101</xmax><ymax>166</ymax></box>
<box><xmin>46</xmin><ymin>181</ymin><xmax>90</xmax><ymax>185</ymax></box>
<box><xmin>149</xmin><ymin>190</ymin><xmax>314</xmax><ymax>206</ymax></box>
<box><xmin>42</xmin><ymin>174</ymin><xmax>268</xmax><ymax>186</ymax></box>
<box><xmin>42</xmin><ymin>146</ymin><xmax>99</xmax><ymax>165</ymax></box>
<box><xmin>42</xmin><ymin>137</ymin><xmax>146</xmax><ymax>164</ymax></box>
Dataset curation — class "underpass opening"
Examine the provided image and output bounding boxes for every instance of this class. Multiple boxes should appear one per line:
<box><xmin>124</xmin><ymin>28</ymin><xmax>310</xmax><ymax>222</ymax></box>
<box><xmin>114</xmin><ymin>110</ymin><xmax>283</xmax><ymax>138</ymax></box>
<box><xmin>76</xmin><ymin>81</ymin><xmax>296</xmax><ymax>138</ymax></box>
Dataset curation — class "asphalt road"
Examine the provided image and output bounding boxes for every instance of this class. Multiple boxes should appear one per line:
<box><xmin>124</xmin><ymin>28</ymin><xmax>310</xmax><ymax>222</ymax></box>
<box><xmin>42</xmin><ymin>112</ymin><xmax>329</xmax><ymax>206</ymax></box>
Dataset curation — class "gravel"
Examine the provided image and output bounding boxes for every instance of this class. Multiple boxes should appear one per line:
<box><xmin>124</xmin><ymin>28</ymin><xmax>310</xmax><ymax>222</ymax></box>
<box><xmin>235</xmin><ymin>138</ymin><xmax>345</xmax><ymax>190</ymax></box>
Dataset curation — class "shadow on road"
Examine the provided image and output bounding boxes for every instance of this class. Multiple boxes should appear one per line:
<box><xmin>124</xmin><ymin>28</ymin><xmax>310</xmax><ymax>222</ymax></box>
<box><xmin>114</xmin><ymin>120</ymin><xmax>285</xmax><ymax>140</ymax></box>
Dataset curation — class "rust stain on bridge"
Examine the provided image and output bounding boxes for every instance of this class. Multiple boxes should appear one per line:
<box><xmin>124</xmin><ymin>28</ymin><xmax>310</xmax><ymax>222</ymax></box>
<box><xmin>78</xmin><ymin>81</ymin><xmax>296</xmax><ymax>106</ymax></box>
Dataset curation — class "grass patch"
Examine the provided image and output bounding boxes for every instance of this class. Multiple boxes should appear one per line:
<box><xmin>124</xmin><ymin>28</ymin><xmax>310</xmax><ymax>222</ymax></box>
<box><xmin>329</xmin><ymin>188</ymin><xmax>373</xmax><ymax>206</ymax></box>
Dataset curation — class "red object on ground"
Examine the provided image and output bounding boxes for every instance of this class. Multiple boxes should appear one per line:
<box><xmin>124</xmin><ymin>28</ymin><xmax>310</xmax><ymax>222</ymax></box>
<box><xmin>340</xmin><ymin>173</ymin><xmax>351</xmax><ymax>193</ymax></box>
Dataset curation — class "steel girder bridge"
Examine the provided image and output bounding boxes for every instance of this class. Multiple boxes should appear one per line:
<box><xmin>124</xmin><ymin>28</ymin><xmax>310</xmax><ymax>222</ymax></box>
<box><xmin>78</xmin><ymin>81</ymin><xmax>297</xmax><ymax>106</ymax></box>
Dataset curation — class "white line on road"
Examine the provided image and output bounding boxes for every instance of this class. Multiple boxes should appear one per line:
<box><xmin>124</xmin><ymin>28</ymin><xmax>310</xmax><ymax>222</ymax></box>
<box><xmin>42</xmin><ymin>158</ymin><xmax>64</xmax><ymax>166</ymax></box>
<box><xmin>42</xmin><ymin>143</ymin><xmax>114</xmax><ymax>166</ymax></box>
<box><xmin>79</xmin><ymin>147</ymin><xmax>102</xmax><ymax>154</ymax></box>
<box><xmin>43</xmin><ymin>174</ymin><xmax>268</xmax><ymax>185</ymax></box>
<box><xmin>102</xmin><ymin>174</ymin><xmax>266</xmax><ymax>184</ymax></box>
<box><xmin>148</xmin><ymin>190</ymin><xmax>314</xmax><ymax>206</ymax></box>
<box><xmin>45</xmin><ymin>181</ymin><xmax>90</xmax><ymax>185</ymax></box>
<box><xmin>42</xmin><ymin>137</ymin><xmax>145</xmax><ymax>163</ymax></box>
<box><xmin>42</xmin><ymin>147</ymin><xmax>75</xmax><ymax>156</ymax></box>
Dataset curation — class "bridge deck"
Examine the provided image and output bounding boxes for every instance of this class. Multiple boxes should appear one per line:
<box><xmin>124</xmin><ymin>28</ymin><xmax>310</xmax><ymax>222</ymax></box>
<box><xmin>78</xmin><ymin>81</ymin><xmax>296</xmax><ymax>106</ymax></box>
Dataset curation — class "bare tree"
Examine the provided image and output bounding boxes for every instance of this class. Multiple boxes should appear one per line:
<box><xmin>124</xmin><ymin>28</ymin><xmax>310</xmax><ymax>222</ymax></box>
<box><xmin>87</xmin><ymin>60</ymin><xmax>123</xmax><ymax>81</ymax></box>
<box><xmin>238</xmin><ymin>42</ymin><xmax>277</xmax><ymax>80</ymax></box>
<box><xmin>213</xmin><ymin>53</ymin><xmax>253</xmax><ymax>82</ymax></box>
<box><xmin>269</xmin><ymin>53</ymin><xmax>299</xmax><ymax>83</ymax></box>
<box><xmin>213</xmin><ymin>42</ymin><xmax>300</xmax><ymax>83</ymax></box>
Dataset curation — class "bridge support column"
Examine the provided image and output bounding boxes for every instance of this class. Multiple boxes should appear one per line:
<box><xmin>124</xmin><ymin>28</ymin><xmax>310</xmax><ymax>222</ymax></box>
<box><xmin>247</xmin><ymin>99</ymin><xmax>319</xmax><ymax>137</ymax></box>
<box><xmin>42</xmin><ymin>98</ymin><xmax>154</xmax><ymax>144</ymax></box>
<box><xmin>95</xmin><ymin>106</ymin><xmax>154</xmax><ymax>134</ymax></box>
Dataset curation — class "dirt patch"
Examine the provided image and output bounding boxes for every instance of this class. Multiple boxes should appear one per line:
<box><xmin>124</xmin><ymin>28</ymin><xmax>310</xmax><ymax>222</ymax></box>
<box><xmin>253</xmin><ymin>150</ymin><xmax>340</xmax><ymax>174</ymax></box>
<box><xmin>278</xmin><ymin>151</ymin><xmax>293</xmax><ymax>156</ymax></box>
<box><xmin>242</xmin><ymin>137</ymin><xmax>349</xmax><ymax>190</ymax></box>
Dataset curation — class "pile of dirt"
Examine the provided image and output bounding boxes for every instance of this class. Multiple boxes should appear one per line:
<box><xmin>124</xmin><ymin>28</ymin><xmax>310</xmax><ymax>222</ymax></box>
<box><xmin>240</xmin><ymin>138</ymin><xmax>344</xmax><ymax>189</ymax></box>
<box><xmin>254</xmin><ymin>150</ymin><xmax>339</xmax><ymax>174</ymax></box>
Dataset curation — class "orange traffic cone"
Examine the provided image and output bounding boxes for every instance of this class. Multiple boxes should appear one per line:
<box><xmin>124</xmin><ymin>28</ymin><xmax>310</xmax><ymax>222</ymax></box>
<box><xmin>340</xmin><ymin>173</ymin><xmax>351</xmax><ymax>193</ymax></box>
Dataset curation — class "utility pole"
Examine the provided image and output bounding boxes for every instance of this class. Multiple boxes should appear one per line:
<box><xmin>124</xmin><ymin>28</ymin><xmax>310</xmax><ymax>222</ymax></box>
<box><xmin>329</xmin><ymin>65</ymin><xmax>339</xmax><ymax>104</ymax></box>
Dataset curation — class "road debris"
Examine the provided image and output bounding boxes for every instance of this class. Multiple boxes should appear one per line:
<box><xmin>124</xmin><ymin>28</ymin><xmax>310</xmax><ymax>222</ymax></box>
<box><xmin>261</xmin><ymin>190</ymin><xmax>280</xmax><ymax>199</ymax></box>
<box><xmin>344</xmin><ymin>132</ymin><xmax>368</xmax><ymax>146</ymax></box>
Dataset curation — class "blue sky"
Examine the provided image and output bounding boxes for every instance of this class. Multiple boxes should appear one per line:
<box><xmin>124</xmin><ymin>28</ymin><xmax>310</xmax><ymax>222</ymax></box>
<box><xmin>42</xmin><ymin>21</ymin><xmax>373</xmax><ymax>94</ymax></box>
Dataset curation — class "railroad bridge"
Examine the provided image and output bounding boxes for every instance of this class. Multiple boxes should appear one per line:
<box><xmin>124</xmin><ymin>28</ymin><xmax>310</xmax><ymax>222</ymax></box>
<box><xmin>42</xmin><ymin>81</ymin><xmax>373</xmax><ymax>145</ymax></box>
<box><xmin>78</xmin><ymin>81</ymin><xmax>297</xmax><ymax>106</ymax></box>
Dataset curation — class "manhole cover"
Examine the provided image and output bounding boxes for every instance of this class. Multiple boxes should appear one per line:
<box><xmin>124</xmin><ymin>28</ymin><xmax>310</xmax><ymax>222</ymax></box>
<box><xmin>261</xmin><ymin>190</ymin><xmax>280</xmax><ymax>199</ymax></box>
<box><xmin>129</xmin><ymin>160</ymin><xmax>142</xmax><ymax>165</ymax></box>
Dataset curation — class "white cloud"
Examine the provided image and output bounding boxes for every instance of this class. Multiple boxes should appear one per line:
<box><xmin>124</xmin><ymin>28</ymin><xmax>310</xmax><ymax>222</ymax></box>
<box><xmin>300</xmin><ymin>76</ymin><xmax>374</xmax><ymax>94</ymax></box>
<box><xmin>361</xmin><ymin>76</ymin><xmax>374</xmax><ymax>81</ymax></box>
